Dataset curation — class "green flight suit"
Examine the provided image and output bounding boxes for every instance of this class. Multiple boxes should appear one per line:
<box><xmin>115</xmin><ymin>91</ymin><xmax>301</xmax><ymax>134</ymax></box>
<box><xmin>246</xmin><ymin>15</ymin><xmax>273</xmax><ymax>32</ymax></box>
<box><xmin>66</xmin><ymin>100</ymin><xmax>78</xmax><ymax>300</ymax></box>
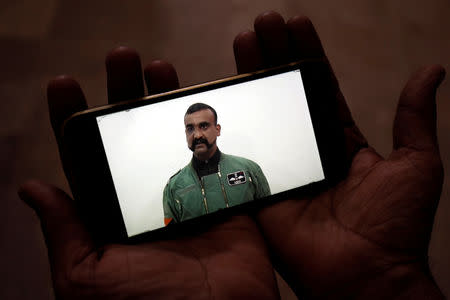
<box><xmin>163</xmin><ymin>153</ymin><xmax>271</xmax><ymax>224</ymax></box>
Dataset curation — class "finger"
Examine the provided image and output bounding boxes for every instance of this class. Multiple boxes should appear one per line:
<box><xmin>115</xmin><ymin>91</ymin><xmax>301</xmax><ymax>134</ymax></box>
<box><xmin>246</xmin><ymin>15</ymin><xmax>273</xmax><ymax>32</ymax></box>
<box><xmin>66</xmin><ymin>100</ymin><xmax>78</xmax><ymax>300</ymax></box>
<box><xmin>233</xmin><ymin>30</ymin><xmax>264</xmax><ymax>74</ymax></box>
<box><xmin>47</xmin><ymin>76</ymin><xmax>88</xmax><ymax>186</ymax></box>
<box><xmin>106</xmin><ymin>46</ymin><xmax>145</xmax><ymax>103</ymax></box>
<box><xmin>286</xmin><ymin>16</ymin><xmax>354</xmax><ymax>126</ymax></box>
<box><xmin>144</xmin><ymin>60</ymin><xmax>180</xmax><ymax>94</ymax></box>
<box><xmin>393</xmin><ymin>65</ymin><xmax>446</xmax><ymax>151</ymax></box>
<box><xmin>47</xmin><ymin>76</ymin><xmax>88</xmax><ymax>143</ymax></box>
<box><xmin>18</xmin><ymin>180</ymin><xmax>93</xmax><ymax>274</ymax></box>
<box><xmin>287</xmin><ymin>15</ymin><xmax>368</xmax><ymax>158</ymax></box>
<box><xmin>286</xmin><ymin>15</ymin><xmax>325</xmax><ymax>60</ymax></box>
<box><xmin>254</xmin><ymin>11</ymin><xmax>290</xmax><ymax>67</ymax></box>
<box><xmin>286</xmin><ymin>16</ymin><xmax>354</xmax><ymax>125</ymax></box>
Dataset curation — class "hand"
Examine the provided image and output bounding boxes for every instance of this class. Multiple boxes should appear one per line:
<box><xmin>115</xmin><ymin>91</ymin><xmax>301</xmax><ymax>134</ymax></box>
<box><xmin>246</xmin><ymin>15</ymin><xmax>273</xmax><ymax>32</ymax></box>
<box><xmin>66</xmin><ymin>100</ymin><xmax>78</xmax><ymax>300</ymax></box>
<box><xmin>233</xmin><ymin>11</ymin><xmax>446</xmax><ymax>299</ymax></box>
<box><xmin>18</xmin><ymin>48</ymin><xmax>279</xmax><ymax>299</ymax></box>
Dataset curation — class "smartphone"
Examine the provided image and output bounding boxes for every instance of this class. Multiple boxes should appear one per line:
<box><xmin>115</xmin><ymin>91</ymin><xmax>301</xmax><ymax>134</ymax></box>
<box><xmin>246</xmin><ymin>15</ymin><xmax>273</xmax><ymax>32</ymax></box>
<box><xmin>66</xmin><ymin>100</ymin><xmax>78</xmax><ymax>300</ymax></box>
<box><xmin>62</xmin><ymin>59</ymin><xmax>347</xmax><ymax>243</ymax></box>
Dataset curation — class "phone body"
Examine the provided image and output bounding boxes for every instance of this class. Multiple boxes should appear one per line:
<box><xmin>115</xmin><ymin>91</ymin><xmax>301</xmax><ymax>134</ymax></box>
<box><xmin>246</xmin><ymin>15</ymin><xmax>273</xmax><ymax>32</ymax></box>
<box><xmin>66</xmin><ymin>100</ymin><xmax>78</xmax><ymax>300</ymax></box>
<box><xmin>62</xmin><ymin>59</ymin><xmax>347</xmax><ymax>244</ymax></box>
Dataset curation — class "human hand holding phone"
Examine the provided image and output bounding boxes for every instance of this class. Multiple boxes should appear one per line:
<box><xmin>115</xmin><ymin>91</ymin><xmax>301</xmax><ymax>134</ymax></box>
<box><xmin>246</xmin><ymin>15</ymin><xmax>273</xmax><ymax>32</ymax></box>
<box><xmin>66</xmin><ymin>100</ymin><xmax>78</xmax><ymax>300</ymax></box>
<box><xmin>233</xmin><ymin>11</ymin><xmax>446</xmax><ymax>299</ymax></box>
<box><xmin>18</xmin><ymin>49</ymin><xmax>280</xmax><ymax>299</ymax></box>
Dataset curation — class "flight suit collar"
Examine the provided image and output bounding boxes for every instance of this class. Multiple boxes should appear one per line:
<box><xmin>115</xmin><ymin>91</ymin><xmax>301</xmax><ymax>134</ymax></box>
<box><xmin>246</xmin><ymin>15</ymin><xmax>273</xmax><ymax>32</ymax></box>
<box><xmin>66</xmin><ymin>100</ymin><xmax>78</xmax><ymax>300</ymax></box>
<box><xmin>191</xmin><ymin>148</ymin><xmax>222</xmax><ymax>178</ymax></box>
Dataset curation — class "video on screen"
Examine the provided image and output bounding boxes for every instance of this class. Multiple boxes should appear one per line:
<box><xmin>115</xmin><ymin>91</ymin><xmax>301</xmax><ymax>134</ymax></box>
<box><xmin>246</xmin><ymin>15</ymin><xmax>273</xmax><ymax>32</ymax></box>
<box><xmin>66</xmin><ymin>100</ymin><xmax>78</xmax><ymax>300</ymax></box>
<box><xmin>97</xmin><ymin>69</ymin><xmax>324</xmax><ymax>237</ymax></box>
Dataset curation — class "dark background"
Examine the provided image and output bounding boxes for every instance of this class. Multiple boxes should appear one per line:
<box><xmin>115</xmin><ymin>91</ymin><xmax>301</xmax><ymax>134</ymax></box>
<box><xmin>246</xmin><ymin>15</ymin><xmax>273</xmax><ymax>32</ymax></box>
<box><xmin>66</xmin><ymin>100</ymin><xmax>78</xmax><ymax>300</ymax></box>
<box><xmin>1</xmin><ymin>1</ymin><xmax>449</xmax><ymax>299</ymax></box>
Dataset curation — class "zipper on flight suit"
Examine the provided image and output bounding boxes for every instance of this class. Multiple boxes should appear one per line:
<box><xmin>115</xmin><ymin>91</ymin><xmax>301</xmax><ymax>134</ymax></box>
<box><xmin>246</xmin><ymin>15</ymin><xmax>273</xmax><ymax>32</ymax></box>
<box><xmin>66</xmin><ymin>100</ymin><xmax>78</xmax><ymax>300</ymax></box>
<box><xmin>190</xmin><ymin>164</ymin><xmax>209</xmax><ymax>214</ymax></box>
<box><xmin>217</xmin><ymin>165</ymin><xmax>230</xmax><ymax>208</ymax></box>
<box><xmin>200</xmin><ymin>177</ymin><xmax>209</xmax><ymax>213</ymax></box>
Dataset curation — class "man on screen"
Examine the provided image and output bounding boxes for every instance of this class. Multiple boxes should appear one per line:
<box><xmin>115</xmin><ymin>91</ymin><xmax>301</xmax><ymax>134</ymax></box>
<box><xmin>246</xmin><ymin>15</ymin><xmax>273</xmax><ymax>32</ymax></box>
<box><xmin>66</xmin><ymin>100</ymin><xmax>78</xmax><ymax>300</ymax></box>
<box><xmin>163</xmin><ymin>103</ymin><xmax>271</xmax><ymax>225</ymax></box>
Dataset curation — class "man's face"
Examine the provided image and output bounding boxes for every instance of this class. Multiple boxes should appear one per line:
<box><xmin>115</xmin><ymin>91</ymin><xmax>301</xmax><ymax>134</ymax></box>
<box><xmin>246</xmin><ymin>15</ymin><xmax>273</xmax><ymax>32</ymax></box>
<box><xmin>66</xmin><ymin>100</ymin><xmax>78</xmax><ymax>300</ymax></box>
<box><xmin>184</xmin><ymin>109</ymin><xmax>221</xmax><ymax>159</ymax></box>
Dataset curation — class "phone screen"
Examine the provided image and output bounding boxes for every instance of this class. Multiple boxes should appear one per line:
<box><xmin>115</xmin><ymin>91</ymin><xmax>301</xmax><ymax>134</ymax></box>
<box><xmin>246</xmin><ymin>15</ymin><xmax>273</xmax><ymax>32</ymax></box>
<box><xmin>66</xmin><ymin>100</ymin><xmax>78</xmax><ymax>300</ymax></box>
<box><xmin>96</xmin><ymin>68</ymin><xmax>324</xmax><ymax>237</ymax></box>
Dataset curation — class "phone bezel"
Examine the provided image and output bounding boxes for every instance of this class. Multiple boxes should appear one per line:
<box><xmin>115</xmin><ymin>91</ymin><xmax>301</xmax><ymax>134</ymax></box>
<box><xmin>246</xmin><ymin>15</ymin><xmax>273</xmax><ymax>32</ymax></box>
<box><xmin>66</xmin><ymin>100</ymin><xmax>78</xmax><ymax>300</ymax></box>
<box><xmin>62</xmin><ymin>59</ymin><xmax>347</xmax><ymax>244</ymax></box>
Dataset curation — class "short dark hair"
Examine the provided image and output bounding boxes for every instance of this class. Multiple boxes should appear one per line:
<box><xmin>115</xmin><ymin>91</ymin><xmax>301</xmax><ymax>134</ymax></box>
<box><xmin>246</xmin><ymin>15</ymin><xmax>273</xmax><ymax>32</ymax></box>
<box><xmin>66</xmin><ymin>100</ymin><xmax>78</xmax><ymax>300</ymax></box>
<box><xmin>185</xmin><ymin>103</ymin><xmax>218</xmax><ymax>124</ymax></box>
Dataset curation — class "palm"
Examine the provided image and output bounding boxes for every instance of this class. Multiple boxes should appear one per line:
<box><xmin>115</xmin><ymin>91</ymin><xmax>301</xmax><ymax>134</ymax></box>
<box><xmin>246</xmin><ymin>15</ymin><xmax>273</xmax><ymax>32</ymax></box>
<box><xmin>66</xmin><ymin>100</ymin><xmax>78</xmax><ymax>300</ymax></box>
<box><xmin>333</xmin><ymin>148</ymin><xmax>440</xmax><ymax>253</ymax></box>
<box><xmin>232</xmin><ymin>12</ymin><xmax>445</xmax><ymax>298</ymax></box>
<box><xmin>259</xmin><ymin>147</ymin><xmax>441</xmax><ymax>297</ymax></box>
<box><xmin>61</xmin><ymin>216</ymin><xmax>277</xmax><ymax>299</ymax></box>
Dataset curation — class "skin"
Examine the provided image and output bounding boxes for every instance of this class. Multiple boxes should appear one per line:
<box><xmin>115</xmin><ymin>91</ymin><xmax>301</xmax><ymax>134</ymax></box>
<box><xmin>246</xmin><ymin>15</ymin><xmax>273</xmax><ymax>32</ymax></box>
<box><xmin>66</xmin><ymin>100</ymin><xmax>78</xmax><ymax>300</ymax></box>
<box><xmin>18</xmin><ymin>11</ymin><xmax>445</xmax><ymax>300</ymax></box>
<box><xmin>184</xmin><ymin>109</ymin><xmax>221</xmax><ymax>161</ymax></box>
<box><xmin>20</xmin><ymin>49</ymin><xmax>280</xmax><ymax>299</ymax></box>
<box><xmin>233</xmin><ymin>12</ymin><xmax>445</xmax><ymax>299</ymax></box>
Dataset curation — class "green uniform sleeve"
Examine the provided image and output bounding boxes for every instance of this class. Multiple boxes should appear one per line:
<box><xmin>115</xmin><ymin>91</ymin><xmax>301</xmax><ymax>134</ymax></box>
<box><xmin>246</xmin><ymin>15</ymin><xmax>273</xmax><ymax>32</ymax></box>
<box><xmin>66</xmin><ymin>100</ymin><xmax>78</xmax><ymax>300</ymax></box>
<box><xmin>251</xmin><ymin>162</ymin><xmax>271</xmax><ymax>198</ymax></box>
<box><xmin>163</xmin><ymin>182</ymin><xmax>180</xmax><ymax>225</ymax></box>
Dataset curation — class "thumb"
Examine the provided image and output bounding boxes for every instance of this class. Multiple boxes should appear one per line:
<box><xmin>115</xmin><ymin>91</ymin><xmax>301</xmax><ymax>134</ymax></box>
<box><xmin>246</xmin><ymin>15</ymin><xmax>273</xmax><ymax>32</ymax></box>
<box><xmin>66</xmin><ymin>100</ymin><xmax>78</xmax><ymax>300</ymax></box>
<box><xmin>393</xmin><ymin>65</ymin><xmax>446</xmax><ymax>151</ymax></box>
<box><xmin>18</xmin><ymin>180</ymin><xmax>93</xmax><ymax>272</ymax></box>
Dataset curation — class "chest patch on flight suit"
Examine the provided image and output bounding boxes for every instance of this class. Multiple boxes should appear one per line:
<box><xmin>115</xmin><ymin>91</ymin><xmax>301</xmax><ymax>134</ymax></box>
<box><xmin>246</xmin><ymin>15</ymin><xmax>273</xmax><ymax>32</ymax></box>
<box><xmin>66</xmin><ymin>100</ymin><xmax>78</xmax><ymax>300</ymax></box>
<box><xmin>227</xmin><ymin>171</ymin><xmax>246</xmax><ymax>186</ymax></box>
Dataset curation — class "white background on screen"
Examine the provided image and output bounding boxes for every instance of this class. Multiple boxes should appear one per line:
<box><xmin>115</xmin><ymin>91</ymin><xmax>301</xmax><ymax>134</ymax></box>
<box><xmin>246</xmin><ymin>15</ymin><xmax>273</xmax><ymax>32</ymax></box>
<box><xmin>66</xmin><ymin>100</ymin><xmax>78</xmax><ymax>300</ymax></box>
<box><xmin>97</xmin><ymin>70</ymin><xmax>324</xmax><ymax>237</ymax></box>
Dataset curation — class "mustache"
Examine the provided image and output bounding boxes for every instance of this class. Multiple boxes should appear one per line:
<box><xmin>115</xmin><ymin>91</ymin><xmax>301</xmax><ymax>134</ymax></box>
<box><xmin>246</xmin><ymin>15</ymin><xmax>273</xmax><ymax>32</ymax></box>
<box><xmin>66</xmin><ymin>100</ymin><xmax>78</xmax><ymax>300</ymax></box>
<box><xmin>193</xmin><ymin>138</ymin><xmax>210</xmax><ymax>147</ymax></box>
